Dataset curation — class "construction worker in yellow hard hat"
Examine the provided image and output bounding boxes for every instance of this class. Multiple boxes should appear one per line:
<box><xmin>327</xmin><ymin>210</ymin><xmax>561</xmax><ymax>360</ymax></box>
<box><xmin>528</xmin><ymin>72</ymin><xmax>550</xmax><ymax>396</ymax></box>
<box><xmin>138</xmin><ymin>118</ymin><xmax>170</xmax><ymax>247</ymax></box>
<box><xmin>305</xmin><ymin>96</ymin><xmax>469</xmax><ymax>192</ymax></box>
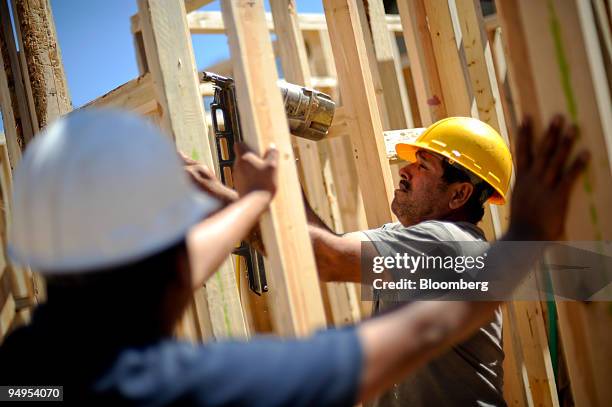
<box><xmin>389</xmin><ymin>116</ymin><xmax>512</xmax><ymax>229</ymax></box>
<box><xmin>301</xmin><ymin>116</ymin><xmax>521</xmax><ymax>407</ymax></box>
<box><xmin>0</xmin><ymin>110</ymin><xmax>587</xmax><ymax>406</ymax></box>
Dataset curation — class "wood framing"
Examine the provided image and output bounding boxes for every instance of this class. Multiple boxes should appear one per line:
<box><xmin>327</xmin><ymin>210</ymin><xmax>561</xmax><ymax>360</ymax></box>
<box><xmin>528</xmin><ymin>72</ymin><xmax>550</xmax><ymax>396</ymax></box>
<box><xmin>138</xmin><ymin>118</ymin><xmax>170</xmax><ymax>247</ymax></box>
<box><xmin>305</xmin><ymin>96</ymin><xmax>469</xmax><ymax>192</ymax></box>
<box><xmin>132</xmin><ymin>10</ymin><xmax>403</xmax><ymax>35</ymax></box>
<box><xmin>221</xmin><ymin>0</ymin><xmax>326</xmax><ymax>336</ymax></box>
<box><xmin>270</xmin><ymin>0</ymin><xmax>361</xmax><ymax>326</ymax></box>
<box><xmin>452</xmin><ymin>2</ymin><xmax>558</xmax><ymax>405</ymax></box>
<box><xmin>497</xmin><ymin>0</ymin><xmax>612</xmax><ymax>405</ymax></box>
<box><xmin>397</xmin><ymin>0</ymin><xmax>446</xmax><ymax>125</ymax></box>
<box><xmin>501</xmin><ymin>305</ymin><xmax>530</xmax><ymax>407</ymax></box>
<box><xmin>323</xmin><ymin>0</ymin><xmax>395</xmax><ymax>227</ymax></box>
<box><xmin>82</xmin><ymin>74</ymin><xmax>158</xmax><ymax>115</ymax></box>
<box><xmin>366</xmin><ymin>0</ymin><xmax>413</xmax><ymax>129</ymax></box>
<box><xmin>12</xmin><ymin>0</ymin><xmax>72</xmax><ymax>130</ymax></box>
<box><xmin>184</xmin><ymin>0</ymin><xmax>214</xmax><ymax>12</ymax></box>
<box><xmin>2</xmin><ymin>2</ymin><xmax>610</xmax><ymax>404</ymax></box>
<box><xmin>302</xmin><ymin>29</ymin><xmax>368</xmax><ymax>231</ymax></box>
<box><xmin>137</xmin><ymin>0</ymin><xmax>247</xmax><ymax>339</ymax></box>
<box><xmin>422</xmin><ymin>0</ymin><xmax>474</xmax><ymax>117</ymax></box>
<box><xmin>0</xmin><ymin>0</ymin><xmax>31</xmax><ymax>164</ymax></box>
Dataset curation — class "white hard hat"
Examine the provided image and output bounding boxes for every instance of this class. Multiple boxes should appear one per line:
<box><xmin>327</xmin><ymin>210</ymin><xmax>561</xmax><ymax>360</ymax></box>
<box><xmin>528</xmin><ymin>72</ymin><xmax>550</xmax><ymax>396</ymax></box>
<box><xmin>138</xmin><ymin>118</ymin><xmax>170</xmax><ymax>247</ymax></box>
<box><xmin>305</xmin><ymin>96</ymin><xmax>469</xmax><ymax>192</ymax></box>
<box><xmin>8</xmin><ymin>109</ymin><xmax>220</xmax><ymax>273</ymax></box>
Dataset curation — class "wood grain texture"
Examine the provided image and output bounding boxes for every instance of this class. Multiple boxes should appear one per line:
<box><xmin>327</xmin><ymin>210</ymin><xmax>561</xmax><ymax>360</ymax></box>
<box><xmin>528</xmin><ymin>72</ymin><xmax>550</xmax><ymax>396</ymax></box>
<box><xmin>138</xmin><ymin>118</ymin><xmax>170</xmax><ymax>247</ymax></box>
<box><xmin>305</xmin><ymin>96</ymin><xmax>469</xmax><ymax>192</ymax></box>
<box><xmin>270</xmin><ymin>0</ymin><xmax>361</xmax><ymax>326</ymax></box>
<box><xmin>497</xmin><ymin>0</ymin><xmax>612</xmax><ymax>404</ymax></box>
<box><xmin>221</xmin><ymin>0</ymin><xmax>326</xmax><ymax>336</ymax></box>
<box><xmin>366</xmin><ymin>0</ymin><xmax>413</xmax><ymax>129</ymax></box>
<box><xmin>422</xmin><ymin>0</ymin><xmax>474</xmax><ymax>117</ymax></box>
<box><xmin>12</xmin><ymin>0</ymin><xmax>72</xmax><ymax>130</ymax></box>
<box><xmin>138</xmin><ymin>0</ymin><xmax>247</xmax><ymax>340</ymax></box>
<box><xmin>397</xmin><ymin>0</ymin><xmax>446</xmax><ymax>125</ymax></box>
<box><xmin>323</xmin><ymin>0</ymin><xmax>395</xmax><ymax>228</ymax></box>
<box><xmin>0</xmin><ymin>0</ymin><xmax>31</xmax><ymax>162</ymax></box>
<box><xmin>82</xmin><ymin>74</ymin><xmax>157</xmax><ymax>115</ymax></box>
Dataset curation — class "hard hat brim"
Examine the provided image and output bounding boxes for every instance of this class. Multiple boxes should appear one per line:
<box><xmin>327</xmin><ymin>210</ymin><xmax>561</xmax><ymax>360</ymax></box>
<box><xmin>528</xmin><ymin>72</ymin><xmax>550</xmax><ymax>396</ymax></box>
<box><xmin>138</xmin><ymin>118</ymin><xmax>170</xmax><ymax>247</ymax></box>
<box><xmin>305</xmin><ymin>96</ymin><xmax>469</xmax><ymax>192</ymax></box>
<box><xmin>395</xmin><ymin>142</ymin><xmax>506</xmax><ymax>205</ymax></box>
<box><xmin>8</xmin><ymin>191</ymin><xmax>221</xmax><ymax>274</ymax></box>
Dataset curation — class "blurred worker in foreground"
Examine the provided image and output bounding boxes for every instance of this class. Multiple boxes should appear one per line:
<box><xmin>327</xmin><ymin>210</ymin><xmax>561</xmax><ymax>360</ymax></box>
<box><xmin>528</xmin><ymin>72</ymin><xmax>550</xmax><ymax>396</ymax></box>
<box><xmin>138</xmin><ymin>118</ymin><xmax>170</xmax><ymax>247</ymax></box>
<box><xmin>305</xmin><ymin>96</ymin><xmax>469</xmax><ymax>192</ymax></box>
<box><xmin>0</xmin><ymin>109</ymin><xmax>587</xmax><ymax>406</ymax></box>
<box><xmin>302</xmin><ymin>116</ymin><xmax>584</xmax><ymax>406</ymax></box>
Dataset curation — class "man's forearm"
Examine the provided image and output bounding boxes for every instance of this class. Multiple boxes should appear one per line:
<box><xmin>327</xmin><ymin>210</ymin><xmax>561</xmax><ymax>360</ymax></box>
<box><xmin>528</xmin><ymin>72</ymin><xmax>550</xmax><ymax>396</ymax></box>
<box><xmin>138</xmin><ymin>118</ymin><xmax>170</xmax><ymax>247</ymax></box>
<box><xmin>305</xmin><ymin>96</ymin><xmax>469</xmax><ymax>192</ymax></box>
<box><xmin>187</xmin><ymin>191</ymin><xmax>271</xmax><ymax>288</ymax></box>
<box><xmin>309</xmin><ymin>225</ymin><xmax>362</xmax><ymax>282</ymax></box>
<box><xmin>304</xmin><ymin>194</ymin><xmax>349</xmax><ymax>280</ymax></box>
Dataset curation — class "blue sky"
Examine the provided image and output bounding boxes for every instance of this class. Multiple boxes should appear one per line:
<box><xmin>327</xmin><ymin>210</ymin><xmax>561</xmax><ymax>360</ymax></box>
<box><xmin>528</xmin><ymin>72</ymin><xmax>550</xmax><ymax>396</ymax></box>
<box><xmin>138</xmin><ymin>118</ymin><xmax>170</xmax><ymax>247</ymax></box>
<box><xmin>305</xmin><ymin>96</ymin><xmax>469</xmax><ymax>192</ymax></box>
<box><xmin>1</xmin><ymin>1</ymin><xmax>325</xmax><ymax>133</ymax></box>
<box><xmin>50</xmin><ymin>0</ymin><xmax>324</xmax><ymax>108</ymax></box>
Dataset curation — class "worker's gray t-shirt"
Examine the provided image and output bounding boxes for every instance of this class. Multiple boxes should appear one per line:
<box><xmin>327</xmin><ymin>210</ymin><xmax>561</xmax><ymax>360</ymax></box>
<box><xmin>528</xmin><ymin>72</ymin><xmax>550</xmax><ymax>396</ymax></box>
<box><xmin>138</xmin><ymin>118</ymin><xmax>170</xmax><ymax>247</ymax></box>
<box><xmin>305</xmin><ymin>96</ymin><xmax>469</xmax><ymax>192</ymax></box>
<box><xmin>363</xmin><ymin>220</ymin><xmax>505</xmax><ymax>407</ymax></box>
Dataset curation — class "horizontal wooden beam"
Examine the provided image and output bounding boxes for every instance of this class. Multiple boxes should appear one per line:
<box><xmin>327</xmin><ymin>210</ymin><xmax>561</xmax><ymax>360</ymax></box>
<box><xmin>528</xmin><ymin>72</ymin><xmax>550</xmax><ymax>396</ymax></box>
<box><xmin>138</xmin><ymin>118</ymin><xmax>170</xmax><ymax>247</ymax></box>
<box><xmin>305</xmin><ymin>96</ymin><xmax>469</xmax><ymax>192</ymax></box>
<box><xmin>132</xmin><ymin>10</ymin><xmax>403</xmax><ymax>35</ymax></box>
<box><xmin>82</xmin><ymin>73</ymin><xmax>336</xmax><ymax>113</ymax></box>
<box><xmin>83</xmin><ymin>74</ymin><xmax>413</xmax><ymax>164</ymax></box>
<box><xmin>185</xmin><ymin>0</ymin><xmax>214</xmax><ymax>13</ymax></box>
<box><xmin>81</xmin><ymin>73</ymin><xmax>157</xmax><ymax>114</ymax></box>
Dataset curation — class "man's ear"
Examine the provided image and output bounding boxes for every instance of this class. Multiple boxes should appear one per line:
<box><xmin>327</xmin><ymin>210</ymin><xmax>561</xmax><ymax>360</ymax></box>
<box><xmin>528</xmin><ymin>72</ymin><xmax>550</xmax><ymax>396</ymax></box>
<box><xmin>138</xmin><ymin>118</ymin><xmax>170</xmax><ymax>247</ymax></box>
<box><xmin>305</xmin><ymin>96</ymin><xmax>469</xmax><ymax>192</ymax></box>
<box><xmin>448</xmin><ymin>182</ymin><xmax>474</xmax><ymax>210</ymax></box>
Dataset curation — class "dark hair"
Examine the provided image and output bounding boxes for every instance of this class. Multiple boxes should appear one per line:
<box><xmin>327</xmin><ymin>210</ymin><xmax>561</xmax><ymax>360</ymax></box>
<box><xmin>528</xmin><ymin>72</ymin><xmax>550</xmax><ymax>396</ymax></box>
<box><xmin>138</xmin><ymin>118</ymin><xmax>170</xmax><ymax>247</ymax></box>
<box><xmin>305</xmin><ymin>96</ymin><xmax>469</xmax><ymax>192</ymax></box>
<box><xmin>46</xmin><ymin>240</ymin><xmax>187</xmax><ymax>293</ymax></box>
<box><xmin>440</xmin><ymin>160</ymin><xmax>494</xmax><ymax>224</ymax></box>
<box><xmin>44</xmin><ymin>240</ymin><xmax>188</xmax><ymax>341</ymax></box>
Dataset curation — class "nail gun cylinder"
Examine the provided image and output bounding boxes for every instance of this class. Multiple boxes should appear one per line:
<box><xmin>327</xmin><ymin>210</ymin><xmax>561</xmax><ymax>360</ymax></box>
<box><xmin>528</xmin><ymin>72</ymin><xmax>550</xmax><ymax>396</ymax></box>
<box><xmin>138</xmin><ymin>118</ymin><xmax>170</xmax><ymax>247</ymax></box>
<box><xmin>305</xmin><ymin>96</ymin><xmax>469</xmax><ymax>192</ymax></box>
<box><xmin>278</xmin><ymin>81</ymin><xmax>336</xmax><ymax>142</ymax></box>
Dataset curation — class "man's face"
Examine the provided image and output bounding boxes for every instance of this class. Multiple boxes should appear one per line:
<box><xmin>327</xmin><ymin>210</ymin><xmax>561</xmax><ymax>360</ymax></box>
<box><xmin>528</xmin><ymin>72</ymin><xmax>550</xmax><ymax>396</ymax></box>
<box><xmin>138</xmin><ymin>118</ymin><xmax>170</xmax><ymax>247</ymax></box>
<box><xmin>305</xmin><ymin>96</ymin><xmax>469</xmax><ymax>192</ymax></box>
<box><xmin>391</xmin><ymin>149</ymin><xmax>454</xmax><ymax>226</ymax></box>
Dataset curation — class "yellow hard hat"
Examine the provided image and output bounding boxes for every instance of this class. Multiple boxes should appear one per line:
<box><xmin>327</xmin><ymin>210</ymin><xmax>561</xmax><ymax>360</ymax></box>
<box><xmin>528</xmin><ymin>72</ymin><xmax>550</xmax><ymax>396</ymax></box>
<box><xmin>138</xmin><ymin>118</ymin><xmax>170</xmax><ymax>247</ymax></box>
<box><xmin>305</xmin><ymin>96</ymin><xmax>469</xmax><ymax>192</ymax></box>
<box><xmin>395</xmin><ymin>117</ymin><xmax>512</xmax><ymax>205</ymax></box>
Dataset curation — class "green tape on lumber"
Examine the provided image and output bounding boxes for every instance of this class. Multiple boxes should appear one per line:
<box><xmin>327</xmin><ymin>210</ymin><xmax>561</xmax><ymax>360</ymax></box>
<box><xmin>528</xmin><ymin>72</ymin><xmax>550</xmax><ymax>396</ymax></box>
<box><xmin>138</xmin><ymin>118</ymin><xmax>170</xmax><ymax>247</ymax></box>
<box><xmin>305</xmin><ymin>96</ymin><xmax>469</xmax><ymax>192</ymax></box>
<box><xmin>191</xmin><ymin>148</ymin><xmax>200</xmax><ymax>162</ymax></box>
<box><xmin>547</xmin><ymin>0</ymin><xmax>602</xmax><ymax>240</ymax></box>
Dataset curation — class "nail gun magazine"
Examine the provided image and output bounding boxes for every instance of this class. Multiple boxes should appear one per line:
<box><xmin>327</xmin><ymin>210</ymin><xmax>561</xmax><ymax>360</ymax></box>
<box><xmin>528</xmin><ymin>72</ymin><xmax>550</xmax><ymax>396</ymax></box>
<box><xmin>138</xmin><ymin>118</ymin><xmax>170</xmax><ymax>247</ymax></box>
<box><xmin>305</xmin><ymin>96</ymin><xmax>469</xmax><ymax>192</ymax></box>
<box><xmin>200</xmin><ymin>71</ymin><xmax>336</xmax><ymax>295</ymax></box>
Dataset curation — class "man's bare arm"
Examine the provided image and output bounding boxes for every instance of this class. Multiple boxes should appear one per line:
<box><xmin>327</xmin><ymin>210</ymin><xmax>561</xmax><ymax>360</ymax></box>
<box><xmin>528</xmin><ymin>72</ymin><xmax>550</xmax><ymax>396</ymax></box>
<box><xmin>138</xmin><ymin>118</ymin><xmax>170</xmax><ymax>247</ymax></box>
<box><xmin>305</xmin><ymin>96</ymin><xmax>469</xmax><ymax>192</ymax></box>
<box><xmin>304</xmin><ymin>196</ymin><xmax>364</xmax><ymax>282</ymax></box>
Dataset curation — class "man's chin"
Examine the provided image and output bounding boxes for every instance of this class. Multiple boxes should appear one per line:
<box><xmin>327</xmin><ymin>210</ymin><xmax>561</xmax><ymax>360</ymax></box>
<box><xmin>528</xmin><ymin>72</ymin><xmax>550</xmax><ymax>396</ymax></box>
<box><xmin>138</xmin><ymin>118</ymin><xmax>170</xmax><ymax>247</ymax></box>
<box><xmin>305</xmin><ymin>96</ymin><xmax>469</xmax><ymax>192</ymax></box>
<box><xmin>390</xmin><ymin>198</ymin><xmax>402</xmax><ymax>218</ymax></box>
<box><xmin>391</xmin><ymin>200</ymin><xmax>416</xmax><ymax>226</ymax></box>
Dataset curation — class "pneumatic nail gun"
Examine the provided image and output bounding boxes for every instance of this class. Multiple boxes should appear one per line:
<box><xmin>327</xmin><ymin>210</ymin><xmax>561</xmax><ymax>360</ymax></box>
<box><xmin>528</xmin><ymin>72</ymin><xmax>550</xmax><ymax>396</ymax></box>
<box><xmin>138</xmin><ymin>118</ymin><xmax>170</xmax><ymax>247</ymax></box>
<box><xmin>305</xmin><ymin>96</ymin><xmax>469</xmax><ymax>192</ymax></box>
<box><xmin>201</xmin><ymin>71</ymin><xmax>336</xmax><ymax>295</ymax></box>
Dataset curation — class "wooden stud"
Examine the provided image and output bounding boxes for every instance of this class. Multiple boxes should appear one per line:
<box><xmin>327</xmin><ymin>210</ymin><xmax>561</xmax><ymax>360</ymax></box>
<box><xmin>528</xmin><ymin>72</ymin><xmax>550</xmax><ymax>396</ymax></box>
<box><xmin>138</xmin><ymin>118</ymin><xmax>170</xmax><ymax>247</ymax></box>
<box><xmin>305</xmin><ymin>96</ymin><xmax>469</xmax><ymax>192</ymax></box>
<box><xmin>422</xmin><ymin>0</ymin><xmax>475</xmax><ymax>117</ymax></box>
<box><xmin>133</xmin><ymin>10</ymin><xmax>403</xmax><ymax>36</ymax></box>
<box><xmin>501</xmin><ymin>305</ymin><xmax>530</xmax><ymax>407</ymax></box>
<box><xmin>397</xmin><ymin>0</ymin><xmax>446</xmax><ymax>125</ymax></box>
<box><xmin>497</xmin><ymin>1</ymin><xmax>612</xmax><ymax>405</ymax></box>
<box><xmin>137</xmin><ymin>0</ymin><xmax>247</xmax><ymax>340</ymax></box>
<box><xmin>443</xmin><ymin>5</ymin><xmax>558</xmax><ymax>403</ymax></box>
<box><xmin>455</xmin><ymin>0</ymin><xmax>514</xmax><ymax>236</ymax></box>
<box><xmin>0</xmin><ymin>0</ymin><xmax>31</xmax><ymax>162</ymax></box>
<box><xmin>353</xmin><ymin>0</ymin><xmax>391</xmax><ymax>131</ymax></box>
<box><xmin>270</xmin><ymin>0</ymin><xmax>361</xmax><ymax>326</ymax></box>
<box><xmin>510</xmin><ymin>301</ymin><xmax>560</xmax><ymax>406</ymax></box>
<box><xmin>303</xmin><ymin>30</ymin><xmax>368</xmax><ymax>232</ymax></box>
<box><xmin>323</xmin><ymin>0</ymin><xmax>395</xmax><ymax>228</ymax></box>
<box><xmin>12</xmin><ymin>0</ymin><xmax>72</xmax><ymax>130</ymax></box>
<box><xmin>270</xmin><ymin>0</ymin><xmax>332</xmax><ymax>224</ymax></box>
<box><xmin>0</xmin><ymin>134</ymin><xmax>34</xmax><ymax>304</ymax></box>
<box><xmin>221</xmin><ymin>0</ymin><xmax>326</xmax><ymax>336</ymax></box>
<box><xmin>366</xmin><ymin>0</ymin><xmax>413</xmax><ymax>129</ymax></box>
<box><xmin>488</xmin><ymin>27</ymin><xmax>520</xmax><ymax>139</ymax></box>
